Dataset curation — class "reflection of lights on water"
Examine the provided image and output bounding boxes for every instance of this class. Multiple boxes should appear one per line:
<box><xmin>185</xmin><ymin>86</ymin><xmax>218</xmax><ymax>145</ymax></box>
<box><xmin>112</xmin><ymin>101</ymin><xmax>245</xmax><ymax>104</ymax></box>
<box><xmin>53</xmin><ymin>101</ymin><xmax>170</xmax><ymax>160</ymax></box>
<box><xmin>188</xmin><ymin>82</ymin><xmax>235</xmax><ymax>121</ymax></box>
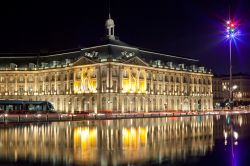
<box><xmin>122</xmin><ymin>127</ymin><xmax>147</xmax><ymax>147</ymax></box>
<box><xmin>216</xmin><ymin>115</ymin><xmax>220</xmax><ymax>120</ymax></box>
<box><xmin>0</xmin><ymin>116</ymin><xmax>215</xmax><ymax>165</ymax></box>
<box><xmin>233</xmin><ymin>131</ymin><xmax>238</xmax><ymax>140</ymax></box>
<box><xmin>234</xmin><ymin>141</ymin><xmax>238</xmax><ymax>146</ymax></box>
<box><xmin>224</xmin><ymin>131</ymin><xmax>228</xmax><ymax>140</ymax></box>
<box><xmin>73</xmin><ymin>127</ymin><xmax>97</xmax><ymax>150</ymax></box>
<box><xmin>224</xmin><ymin>140</ymin><xmax>227</xmax><ymax>145</ymax></box>
<box><xmin>238</xmin><ymin>116</ymin><xmax>243</xmax><ymax>127</ymax></box>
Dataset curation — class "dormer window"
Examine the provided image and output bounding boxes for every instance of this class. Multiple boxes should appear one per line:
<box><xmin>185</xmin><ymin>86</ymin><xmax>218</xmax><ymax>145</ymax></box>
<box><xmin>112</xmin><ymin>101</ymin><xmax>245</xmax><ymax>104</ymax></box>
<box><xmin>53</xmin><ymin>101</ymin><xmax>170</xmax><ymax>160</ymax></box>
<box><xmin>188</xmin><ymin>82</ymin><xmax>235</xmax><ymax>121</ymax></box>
<box><xmin>29</xmin><ymin>63</ymin><xmax>36</xmax><ymax>69</ymax></box>
<box><xmin>10</xmin><ymin>63</ymin><xmax>17</xmax><ymax>69</ymax></box>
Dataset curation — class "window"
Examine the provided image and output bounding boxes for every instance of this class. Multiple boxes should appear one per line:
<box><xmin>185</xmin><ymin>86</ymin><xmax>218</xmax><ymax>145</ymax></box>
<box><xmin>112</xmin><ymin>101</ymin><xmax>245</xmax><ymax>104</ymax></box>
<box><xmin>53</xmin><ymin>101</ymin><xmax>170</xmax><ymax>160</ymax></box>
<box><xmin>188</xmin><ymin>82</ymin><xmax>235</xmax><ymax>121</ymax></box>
<box><xmin>194</xmin><ymin>79</ymin><xmax>197</xmax><ymax>84</ymax></box>
<box><xmin>111</xmin><ymin>27</ymin><xmax>114</xmax><ymax>35</ymax></box>
<box><xmin>112</xmin><ymin>70</ymin><xmax>117</xmax><ymax>77</ymax></box>
<box><xmin>19</xmin><ymin>76</ymin><xmax>24</xmax><ymax>82</ymax></box>
<box><xmin>0</xmin><ymin>85</ymin><xmax>4</xmax><ymax>92</ymax></box>
<box><xmin>51</xmin><ymin>84</ymin><xmax>55</xmax><ymax>92</ymax></box>
<box><xmin>70</xmin><ymin>83</ymin><xmax>74</xmax><ymax>92</ymax></box>
<box><xmin>19</xmin><ymin>85</ymin><xmax>24</xmax><ymax>94</ymax></box>
<box><xmin>170</xmin><ymin>76</ymin><xmax>173</xmax><ymax>82</ymax></box>
<box><xmin>57</xmin><ymin>84</ymin><xmax>60</xmax><ymax>93</ymax></box>
<box><xmin>28</xmin><ymin>76</ymin><xmax>33</xmax><ymax>82</ymax></box>
<box><xmin>46</xmin><ymin>85</ymin><xmax>49</xmax><ymax>92</ymax></box>
<box><xmin>57</xmin><ymin>74</ymin><xmax>60</xmax><ymax>81</ymax></box>
<box><xmin>165</xmin><ymin>76</ymin><xmax>168</xmax><ymax>82</ymax></box>
<box><xmin>52</xmin><ymin>76</ymin><xmax>55</xmax><ymax>81</ymax></box>
<box><xmin>123</xmin><ymin>70</ymin><xmax>128</xmax><ymax>78</ymax></box>
<box><xmin>6</xmin><ymin>105</ymin><xmax>14</xmax><ymax>111</ymax></box>
<box><xmin>183</xmin><ymin>77</ymin><xmax>187</xmax><ymax>83</ymax></box>
<box><xmin>113</xmin><ymin>81</ymin><xmax>117</xmax><ymax>91</ymax></box>
<box><xmin>0</xmin><ymin>105</ymin><xmax>4</xmax><ymax>110</ymax></box>
<box><xmin>171</xmin><ymin>85</ymin><xmax>174</xmax><ymax>92</ymax></box>
<box><xmin>9</xmin><ymin>76</ymin><xmax>15</xmax><ymax>83</ymax></box>
<box><xmin>70</xmin><ymin>72</ymin><xmax>73</xmax><ymax>80</ymax></box>
<box><xmin>39</xmin><ymin>76</ymin><xmax>43</xmax><ymax>82</ymax></box>
<box><xmin>147</xmin><ymin>83</ymin><xmax>150</xmax><ymax>91</ymax></box>
<box><xmin>0</xmin><ymin>76</ymin><xmax>4</xmax><ymax>83</ymax></box>
<box><xmin>39</xmin><ymin>85</ymin><xmax>43</xmax><ymax>92</ymax></box>
<box><xmin>77</xmin><ymin>72</ymin><xmax>81</xmax><ymax>79</ymax></box>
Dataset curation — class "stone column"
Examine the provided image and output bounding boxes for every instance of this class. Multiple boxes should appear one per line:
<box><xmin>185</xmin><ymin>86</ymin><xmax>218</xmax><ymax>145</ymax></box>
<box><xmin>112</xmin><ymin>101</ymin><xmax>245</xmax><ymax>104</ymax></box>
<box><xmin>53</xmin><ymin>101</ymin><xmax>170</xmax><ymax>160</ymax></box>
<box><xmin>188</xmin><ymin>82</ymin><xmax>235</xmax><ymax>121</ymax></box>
<box><xmin>156</xmin><ymin>72</ymin><xmax>159</xmax><ymax>94</ymax></box>
<box><xmin>5</xmin><ymin>74</ymin><xmax>8</xmax><ymax>93</ymax></box>
<box><xmin>144</xmin><ymin>70</ymin><xmax>147</xmax><ymax>93</ymax></box>
<box><xmin>150</xmin><ymin>71</ymin><xmax>153</xmax><ymax>94</ymax></box>
<box><xmin>25</xmin><ymin>75</ymin><xmax>27</xmax><ymax>93</ymax></box>
<box><xmin>34</xmin><ymin>74</ymin><xmax>37</xmax><ymax>94</ymax></box>
<box><xmin>137</xmin><ymin>69</ymin><xmax>140</xmax><ymax>92</ymax></box>
<box><xmin>129</xmin><ymin>68</ymin><xmax>131</xmax><ymax>92</ymax></box>
<box><xmin>15</xmin><ymin>74</ymin><xmax>17</xmax><ymax>94</ymax></box>
<box><xmin>110</xmin><ymin>65</ymin><xmax>113</xmax><ymax>92</ymax></box>
<box><xmin>106</xmin><ymin>65</ymin><xmax>110</xmax><ymax>92</ymax></box>
<box><xmin>66</xmin><ymin>71</ymin><xmax>69</xmax><ymax>94</ymax></box>
<box><xmin>42</xmin><ymin>74</ymin><xmax>45</xmax><ymax>93</ymax></box>
<box><xmin>73</xmin><ymin>70</ymin><xmax>76</xmax><ymax>94</ymax></box>
<box><xmin>55</xmin><ymin>72</ymin><xmax>57</xmax><ymax>94</ymax></box>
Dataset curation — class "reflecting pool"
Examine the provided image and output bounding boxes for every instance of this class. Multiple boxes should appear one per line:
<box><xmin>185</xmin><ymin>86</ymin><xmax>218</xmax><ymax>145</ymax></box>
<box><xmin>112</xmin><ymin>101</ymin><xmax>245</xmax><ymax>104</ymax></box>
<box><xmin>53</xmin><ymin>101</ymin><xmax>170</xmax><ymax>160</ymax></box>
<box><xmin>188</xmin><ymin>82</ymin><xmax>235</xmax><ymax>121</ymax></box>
<box><xmin>0</xmin><ymin>114</ymin><xmax>250</xmax><ymax>166</ymax></box>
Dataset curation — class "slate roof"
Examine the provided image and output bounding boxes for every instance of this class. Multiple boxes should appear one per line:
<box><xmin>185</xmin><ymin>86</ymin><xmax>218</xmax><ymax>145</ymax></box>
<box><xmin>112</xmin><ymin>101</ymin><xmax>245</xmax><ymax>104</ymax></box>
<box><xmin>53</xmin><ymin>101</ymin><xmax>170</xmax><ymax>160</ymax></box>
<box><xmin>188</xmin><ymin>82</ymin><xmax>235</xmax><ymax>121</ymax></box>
<box><xmin>0</xmin><ymin>36</ymin><xmax>202</xmax><ymax>70</ymax></box>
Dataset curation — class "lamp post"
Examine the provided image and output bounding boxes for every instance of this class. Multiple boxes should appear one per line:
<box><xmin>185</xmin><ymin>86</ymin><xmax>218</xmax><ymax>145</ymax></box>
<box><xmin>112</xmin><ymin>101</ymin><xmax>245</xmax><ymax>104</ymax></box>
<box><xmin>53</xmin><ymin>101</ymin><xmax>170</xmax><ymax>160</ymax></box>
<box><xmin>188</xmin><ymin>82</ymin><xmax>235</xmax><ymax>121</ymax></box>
<box><xmin>223</xmin><ymin>84</ymin><xmax>238</xmax><ymax>109</ymax></box>
<box><xmin>226</xmin><ymin>20</ymin><xmax>238</xmax><ymax>110</ymax></box>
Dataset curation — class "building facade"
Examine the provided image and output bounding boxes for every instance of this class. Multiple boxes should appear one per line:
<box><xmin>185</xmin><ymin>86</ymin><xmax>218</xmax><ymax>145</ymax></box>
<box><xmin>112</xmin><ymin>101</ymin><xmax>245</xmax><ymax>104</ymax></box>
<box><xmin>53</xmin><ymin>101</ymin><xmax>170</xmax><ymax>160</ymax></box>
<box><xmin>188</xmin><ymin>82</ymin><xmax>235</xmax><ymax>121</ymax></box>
<box><xmin>0</xmin><ymin>16</ymin><xmax>213</xmax><ymax>113</ymax></box>
<box><xmin>213</xmin><ymin>74</ymin><xmax>250</xmax><ymax>108</ymax></box>
<box><xmin>213</xmin><ymin>76</ymin><xmax>223</xmax><ymax>108</ymax></box>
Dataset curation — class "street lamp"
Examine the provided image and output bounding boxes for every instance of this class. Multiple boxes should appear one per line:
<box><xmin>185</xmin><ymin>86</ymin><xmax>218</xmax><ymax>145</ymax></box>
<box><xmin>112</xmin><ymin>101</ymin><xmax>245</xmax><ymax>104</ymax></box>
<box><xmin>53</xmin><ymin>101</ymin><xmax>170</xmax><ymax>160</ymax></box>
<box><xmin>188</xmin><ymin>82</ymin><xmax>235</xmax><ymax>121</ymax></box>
<box><xmin>225</xmin><ymin>20</ymin><xmax>238</xmax><ymax>110</ymax></box>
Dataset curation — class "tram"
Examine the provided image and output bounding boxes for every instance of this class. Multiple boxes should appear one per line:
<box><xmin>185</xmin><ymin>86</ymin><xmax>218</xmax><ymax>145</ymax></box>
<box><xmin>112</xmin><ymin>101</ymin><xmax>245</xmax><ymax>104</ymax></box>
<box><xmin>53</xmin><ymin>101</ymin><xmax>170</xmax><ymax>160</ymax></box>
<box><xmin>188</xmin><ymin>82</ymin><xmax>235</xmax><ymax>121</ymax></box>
<box><xmin>0</xmin><ymin>100</ymin><xmax>56</xmax><ymax>114</ymax></box>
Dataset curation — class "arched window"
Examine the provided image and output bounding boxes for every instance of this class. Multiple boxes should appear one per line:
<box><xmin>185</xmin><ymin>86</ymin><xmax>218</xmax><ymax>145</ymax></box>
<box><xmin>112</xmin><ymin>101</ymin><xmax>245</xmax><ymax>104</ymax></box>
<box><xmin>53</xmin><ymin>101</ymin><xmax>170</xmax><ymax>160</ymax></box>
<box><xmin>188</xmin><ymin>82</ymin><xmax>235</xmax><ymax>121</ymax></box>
<box><xmin>102</xmin><ymin>97</ymin><xmax>106</xmax><ymax>111</ymax></box>
<box><xmin>124</xmin><ymin>97</ymin><xmax>128</xmax><ymax>112</ymax></box>
<box><xmin>159</xmin><ymin>98</ymin><xmax>162</xmax><ymax>110</ymax></box>
<box><xmin>176</xmin><ymin>77</ymin><xmax>179</xmax><ymax>83</ymax></box>
<box><xmin>171</xmin><ymin>99</ymin><xmax>174</xmax><ymax>110</ymax></box>
<box><xmin>113</xmin><ymin>97</ymin><xmax>117</xmax><ymax>111</ymax></box>
<box><xmin>92</xmin><ymin>97</ymin><xmax>95</xmax><ymax>112</ymax></box>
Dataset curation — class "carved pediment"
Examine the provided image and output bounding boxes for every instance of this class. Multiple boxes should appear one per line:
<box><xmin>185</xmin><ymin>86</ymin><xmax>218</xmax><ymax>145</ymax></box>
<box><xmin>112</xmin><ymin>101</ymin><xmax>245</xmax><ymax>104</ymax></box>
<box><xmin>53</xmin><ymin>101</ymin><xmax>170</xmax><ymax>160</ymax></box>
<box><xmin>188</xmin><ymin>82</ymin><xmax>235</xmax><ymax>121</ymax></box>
<box><xmin>73</xmin><ymin>56</ymin><xmax>96</xmax><ymax>66</ymax></box>
<box><xmin>122</xmin><ymin>56</ymin><xmax>149</xmax><ymax>66</ymax></box>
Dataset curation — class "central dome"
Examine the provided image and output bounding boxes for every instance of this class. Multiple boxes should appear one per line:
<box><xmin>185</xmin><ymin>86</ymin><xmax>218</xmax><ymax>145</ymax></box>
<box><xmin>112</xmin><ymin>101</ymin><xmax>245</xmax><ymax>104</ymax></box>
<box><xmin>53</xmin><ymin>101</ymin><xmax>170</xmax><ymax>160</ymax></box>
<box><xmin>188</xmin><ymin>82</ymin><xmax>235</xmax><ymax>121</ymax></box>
<box><xmin>105</xmin><ymin>18</ymin><xmax>115</xmax><ymax>28</ymax></box>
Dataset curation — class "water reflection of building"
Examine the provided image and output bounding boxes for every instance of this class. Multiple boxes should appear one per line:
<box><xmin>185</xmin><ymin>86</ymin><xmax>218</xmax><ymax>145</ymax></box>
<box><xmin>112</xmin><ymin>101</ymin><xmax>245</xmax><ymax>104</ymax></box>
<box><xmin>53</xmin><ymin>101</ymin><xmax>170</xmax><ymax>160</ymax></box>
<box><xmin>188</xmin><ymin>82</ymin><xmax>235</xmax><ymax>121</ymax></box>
<box><xmin>0</xmin><ymin>15</ymin><xmax>213</xmax><ymax>113</ymax></box>
<box><xmin>213</xmin><ymin>114</ymin><xmax>250</xmax><ymax>140</ymax></box>
<box><xmin>0</xmin><ymin>123</ymin><xmax>73</xmax><ymax>165</ymax></box>
<box><xmin>0</xmin><ymin>116</ymin><xmax>214</xmax><ymax>165</ymax></box>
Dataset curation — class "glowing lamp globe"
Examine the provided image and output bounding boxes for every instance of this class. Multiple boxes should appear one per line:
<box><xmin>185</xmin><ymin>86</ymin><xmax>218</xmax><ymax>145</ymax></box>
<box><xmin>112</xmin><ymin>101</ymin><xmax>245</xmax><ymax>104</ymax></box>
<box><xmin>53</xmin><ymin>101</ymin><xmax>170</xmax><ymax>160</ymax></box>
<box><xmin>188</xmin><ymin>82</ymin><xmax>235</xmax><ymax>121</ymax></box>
<box><xmin>226</xmin><ymin>20</ymin><xmax>237</xmax><ymax>39</ymax></box>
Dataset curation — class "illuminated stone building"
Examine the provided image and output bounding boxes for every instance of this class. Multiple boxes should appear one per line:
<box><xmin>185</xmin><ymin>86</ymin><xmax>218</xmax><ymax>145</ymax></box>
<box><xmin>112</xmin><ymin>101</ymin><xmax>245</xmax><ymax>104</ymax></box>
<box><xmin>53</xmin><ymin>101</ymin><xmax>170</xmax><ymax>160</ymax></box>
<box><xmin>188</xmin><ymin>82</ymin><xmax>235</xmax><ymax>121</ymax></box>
<box><xmin>213</xmin><ymin>74</ymin><xmax>250</xmax><ymax>107</ymax></box>
<box><xmin>0</xmin><ymin>16</ymin><xmax>213</xmax><ymax>112</ymax></box>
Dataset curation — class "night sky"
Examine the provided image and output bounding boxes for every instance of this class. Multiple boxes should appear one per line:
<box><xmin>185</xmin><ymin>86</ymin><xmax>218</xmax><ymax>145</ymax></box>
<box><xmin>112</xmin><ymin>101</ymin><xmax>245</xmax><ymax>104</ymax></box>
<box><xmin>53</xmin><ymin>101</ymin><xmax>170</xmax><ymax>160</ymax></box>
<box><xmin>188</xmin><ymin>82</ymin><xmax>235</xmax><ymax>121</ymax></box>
<box><xmin>0</xmin><ymin>0</ymin><xmax>250</xmax><ymax>74</ymax></box>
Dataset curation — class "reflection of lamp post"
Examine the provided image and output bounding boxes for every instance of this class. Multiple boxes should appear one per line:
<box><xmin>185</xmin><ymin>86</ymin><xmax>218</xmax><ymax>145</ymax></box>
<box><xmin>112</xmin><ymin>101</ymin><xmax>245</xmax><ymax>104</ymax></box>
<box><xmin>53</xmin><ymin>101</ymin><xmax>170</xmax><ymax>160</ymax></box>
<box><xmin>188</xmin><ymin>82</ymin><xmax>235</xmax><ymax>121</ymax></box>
<box><xmin>224</xmin><ymin>116</ymin><xmax>239</xmax><ymax>166</ymax></box>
